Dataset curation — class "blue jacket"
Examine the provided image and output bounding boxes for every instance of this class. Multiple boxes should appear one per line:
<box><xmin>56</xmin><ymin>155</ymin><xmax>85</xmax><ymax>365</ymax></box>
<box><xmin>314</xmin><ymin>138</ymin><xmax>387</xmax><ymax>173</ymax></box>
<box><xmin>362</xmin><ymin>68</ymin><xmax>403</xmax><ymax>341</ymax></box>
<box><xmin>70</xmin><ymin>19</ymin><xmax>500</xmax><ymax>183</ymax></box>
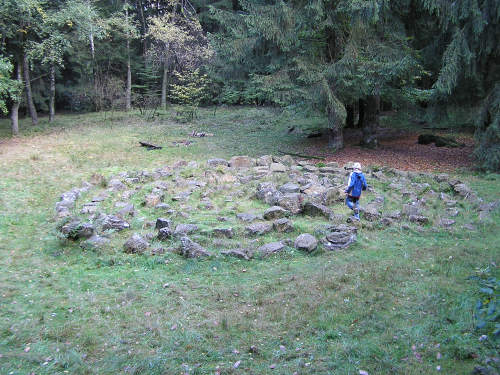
<box><xmin>345</xmin><ymin>172</ymin><xmax>367</xmax><ymax>198</ymax></box>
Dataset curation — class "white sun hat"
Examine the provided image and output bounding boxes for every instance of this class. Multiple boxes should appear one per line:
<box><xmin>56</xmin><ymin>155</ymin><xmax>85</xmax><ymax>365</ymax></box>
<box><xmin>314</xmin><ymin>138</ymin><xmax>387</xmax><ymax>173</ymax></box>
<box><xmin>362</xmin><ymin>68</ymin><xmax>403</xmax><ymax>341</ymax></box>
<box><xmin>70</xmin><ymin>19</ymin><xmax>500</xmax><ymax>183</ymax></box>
<box><xmin>353</xmin><ymin>162</ymin><xmax>362</xmax><ymax>172</ymax></box>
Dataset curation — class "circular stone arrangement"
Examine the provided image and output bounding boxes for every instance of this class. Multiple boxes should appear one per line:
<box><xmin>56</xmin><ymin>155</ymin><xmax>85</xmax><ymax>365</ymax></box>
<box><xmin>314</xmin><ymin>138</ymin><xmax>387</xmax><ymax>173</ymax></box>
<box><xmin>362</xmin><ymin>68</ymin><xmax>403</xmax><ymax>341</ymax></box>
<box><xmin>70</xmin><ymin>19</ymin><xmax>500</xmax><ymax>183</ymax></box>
<box><xmin>55</xmin><ymin>155</ymin><xmax>496</xmax><ymax>259</ymax></box>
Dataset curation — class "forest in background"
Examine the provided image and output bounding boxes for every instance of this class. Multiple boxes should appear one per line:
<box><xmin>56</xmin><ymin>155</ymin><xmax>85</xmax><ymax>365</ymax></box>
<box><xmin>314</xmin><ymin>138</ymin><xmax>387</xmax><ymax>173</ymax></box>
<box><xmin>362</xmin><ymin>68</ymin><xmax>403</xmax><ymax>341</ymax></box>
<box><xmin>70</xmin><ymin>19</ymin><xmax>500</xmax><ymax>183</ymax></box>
<box><xmin>0</xmin><ymin>0</ymin><xmax>499</xmax><ymax>170</ymax></box>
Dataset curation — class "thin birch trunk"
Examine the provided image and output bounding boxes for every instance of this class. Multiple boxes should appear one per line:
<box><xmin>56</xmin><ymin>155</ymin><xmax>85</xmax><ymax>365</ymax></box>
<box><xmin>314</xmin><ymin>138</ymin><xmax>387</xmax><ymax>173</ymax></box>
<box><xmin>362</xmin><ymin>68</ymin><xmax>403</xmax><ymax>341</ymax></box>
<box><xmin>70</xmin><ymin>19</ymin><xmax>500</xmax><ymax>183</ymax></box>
<box><xmin>161</xmin><ymin>60</ymin><xmax>168</xmax><ymax>109</ymax></box>
<box><xmin>23</xmin><ymin>52</ymin><xmax>38</xmax><ymax>126</ymax></box>
<box><xmin>125</xmin><ymin>4</ymin><xmax>132</xmax><ymax>111</ymax></box>
<box><xmin>11</xmin><ymin>60</ymin><xmax>21</xmax><ymax>135</ymax></box>
<box><xmin>49</xmin><ymin>64</ymin><xmax>55</xmax><ymax>122</ymax></box>
<box><xmin>126</xmin><ymin>39</ymin><xmax>132</xmax><ymax>110</ymax></box>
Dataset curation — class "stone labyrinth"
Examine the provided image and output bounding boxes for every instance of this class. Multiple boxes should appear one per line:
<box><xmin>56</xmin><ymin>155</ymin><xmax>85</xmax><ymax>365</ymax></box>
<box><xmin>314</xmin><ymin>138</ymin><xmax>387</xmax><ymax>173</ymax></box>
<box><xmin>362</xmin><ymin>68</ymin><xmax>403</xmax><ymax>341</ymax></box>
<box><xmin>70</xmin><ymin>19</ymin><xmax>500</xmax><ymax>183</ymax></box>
<box><xmin>55</xmin><ymin>155</ymin><xmax>497</xmax><ymax>259</ymax></box>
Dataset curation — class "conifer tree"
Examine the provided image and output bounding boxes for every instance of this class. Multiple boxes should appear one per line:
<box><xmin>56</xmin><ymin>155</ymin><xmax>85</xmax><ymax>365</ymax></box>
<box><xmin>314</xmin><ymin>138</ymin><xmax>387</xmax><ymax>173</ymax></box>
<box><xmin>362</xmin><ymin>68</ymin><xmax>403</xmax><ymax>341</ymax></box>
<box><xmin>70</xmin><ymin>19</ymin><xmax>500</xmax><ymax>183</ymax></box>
<box><xmin>416</xmin><ymin>0</ymin><xmax>500</xmax><ymax>170</ymax></box>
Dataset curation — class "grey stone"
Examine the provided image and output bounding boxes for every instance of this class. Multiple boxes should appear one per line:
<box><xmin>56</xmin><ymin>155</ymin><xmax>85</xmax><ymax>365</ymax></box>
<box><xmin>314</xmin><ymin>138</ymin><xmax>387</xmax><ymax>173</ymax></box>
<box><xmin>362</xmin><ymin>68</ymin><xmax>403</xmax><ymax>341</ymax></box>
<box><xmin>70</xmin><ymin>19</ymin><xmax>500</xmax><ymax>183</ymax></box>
<box><xmin>61</xmin><ymin>220</ymin><xmax>95</xmax><ymax>240</ymax></box>
<box><xmin>157</xmin><ymin>227</ymin><xmax>173</xmax><ymax>241</ymax></box>
<box><xmin>207</xmin><ymin>158</ymin><xmax>229</xmax><ymax>167</ymax></box>
<box><xmin>319</xmin><ymin>167</ymin><xmax>338</xmax><ymax>174</ymax></box>
<box><xmin>121</xmin><ymin>190</ymin><xmax>135</xmax><ymax>200</ymax></box>
<box><xmin>361</xmin><ymin>204</ymin><xmax>381</xmax><ymax>221</ymax></box>
<box><xmin>453</xmin><ymin>183</ymin><xmax>481</xmax><ymax>204</ymax></box>
<box><xmin>150</xmin><ymin>247</ymin><xmax>166</xmax><ymax>255</ymax></box>
<box><xmin>387</xmin><ymin>211</ymin><xmax>402</xmax><ymax>220</ymax></box>
<box><xmin>302</xmin><ymin>165</ymin><xmax>319</xmax><ymax>173</ymax></box>
<box><xmin>294</xmin><ymin>234</ymin><xmax>318</xmax><ymax>252</ymax></box>
<box><xmin>279</xmin><ymin>182</ymin><xmax>300</xmax><ymax>194</ymax></box>
<box><xmin>179</xmin><ymin>237</ymin><xmax>211</xmax><ymax>258</ymax></box>
<box><xmin>229</xmin><ymin>156</ymin><xmax>255</xmax><ymax>168</ymax></box>
<box><xmin>302</xmin><ymin>184</ymin><xmax>327</xmax><ymax>201</ymax></box>
<box><xmin>302</xmin><ymin>201</ymin><xmax>334</xmax><ymax>219</ymax></box>
<box><xmin>144</xmin><ymin>193</ymin><xmax>163</xmax><ymax>207</ymax></box>
<box><xmin>258</xmin><ymin>242</ymin><xmax>285</xmax><ymax>257</ymax></box>
<box><xmin>275</xmin><ymin>154</ymin><xmax>294</xmax><ymax>166</ymax></box>
<box><xmin>479</xmin><ymin>200</ymin><xmax>500</xmax><ymax>213</ymax></box>
<box><xmin>322</xmin><ymin>187</ymin><xmax>344</xmax><ymax>204</ymax></box>
<box><xmin>263</xmin><ymin>206</ymin><xmax>289</xmax><ymax>220</ymax></box>
<box><xmin>56</xmin><ymin>208</ymin><xmax>71</xmax><ymax>218</ymax></box>
<box><xmin>236</xmin><ymin>212</ymin><xmax>258</xmax><ymax>222</ymax></box>
<box><xmin>212</xmin><ymin>227</ymin><xmax>234</xmax><ymax>238</ymax></box>
<box><xmin>123</xmin><ymin>234</ymin><xmax>149</xmax><ymax>254</ymax></box>
<box><xmin>117</xmin><ymin>203</ymin><xmax>135</xmax><ymax>218</ymax></box>
<box><xmin>125</xmin><ymin>177</ymin><xmax>140</xmax><ymax>184</ymax></box>
<box><xmin>174</xmin><ymin>224</ymin><xmax>199</xmax><ymax>236</ymax></box>
<box><xmin>409</xmin><ymin>215</ymin><xmax>429</xmax><ymax>224</ymax></box>
<box><xmin>273</xmin><ymin>218</ymin><xmax>294</xmax><ymax>233</ymax></box>
<box><xmin>155</xmin><ymin>218</ymin><xmax>172</xmax><ymax>230</ymax></box>
<box><xmin>270</xmin><ymin>163</ymin><xmax>288</xmax><ymax>173</ymax></box>
<box><xmin>81</xmin><ymin>203</ymin><xmax>98</xmax><ymax>214</ymax></box>
<box><xmin>380</xmin><ymin>217</ymin><xmax>394</xmax><ymax>226</ymax></box>
<box><xmin>155</xmin><ymin>203</ymin><xmax>171</xmax><ymax>211</ymax></box>
<box><xmin>439</xmin><ymin>218</ymin><xmax>456</xmax><ymax>227</ymax></box>
<box><xmin>447</xmin><ymin>208</ymin><xmax>459</xmax><ymax>217</ymax></box>
<box><xmin>109</xmin><ymin>178</ymin><xmax>126</xmax><ymax>191</ymax></box>
<box><xmin>171</xmin><ymin>192</ymin><xmax>191</xmax><ymax>201</ymax></box>
<box><xmin>322</xmin><ymin>224</ymin><xmax>357</xmax><ymax>250</ymax></box>
<box><xmin>101</xmin><ymin>215</ymin><xmax>130</xmax><ymax>231</ymax></box>
<box><xmin>256</xmin><ymin>182</ymin><xmax>281</xmax><ymax>205</ymax></box>
<box><xmin>402</xmin><ymin>203</ymin><xmax>422</xmax><ymax>217</ymax></box>
<box><xmin>245</xmin><ymin>222</ymin><xmax>273</xmax><ymax>236</ymax></box>
<box><xmin>277</xmin><ymin>193</ymin><xmax>303</xmax><ymax>214</ymax></box>
<box><xmin>91</xmin><ymin>192</ymin><xmax>109</xmax><ymax>202</ymax></box>
<box><xmin>80</xmin><ymin>235</ymin><xmax>109</xmax><ymax>250</ymax></box>
<box><xmin>256</xmin><ymin>155</ymin><xmax>273</xmax><ymax>166</ymax></box>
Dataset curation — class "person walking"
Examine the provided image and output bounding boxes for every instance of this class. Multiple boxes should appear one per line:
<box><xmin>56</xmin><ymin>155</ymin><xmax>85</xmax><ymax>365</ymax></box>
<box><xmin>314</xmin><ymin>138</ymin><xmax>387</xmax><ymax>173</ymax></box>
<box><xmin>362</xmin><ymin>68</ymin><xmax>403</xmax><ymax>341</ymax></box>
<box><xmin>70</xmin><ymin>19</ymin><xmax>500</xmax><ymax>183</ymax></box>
<box><xmin>345</xmin><ymin>162</ymin><xmax>367</xmax><ymax>220</ymax></box>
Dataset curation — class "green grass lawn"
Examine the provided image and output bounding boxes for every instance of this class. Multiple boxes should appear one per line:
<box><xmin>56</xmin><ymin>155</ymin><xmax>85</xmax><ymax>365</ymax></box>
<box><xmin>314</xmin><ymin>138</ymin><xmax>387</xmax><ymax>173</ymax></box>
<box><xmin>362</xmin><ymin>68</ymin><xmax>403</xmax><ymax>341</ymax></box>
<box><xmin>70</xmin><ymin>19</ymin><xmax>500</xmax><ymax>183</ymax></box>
<box><xmin>0</xmin><ymin>107</ymin><xmax>499</xmax><ymax>374</ymax></box>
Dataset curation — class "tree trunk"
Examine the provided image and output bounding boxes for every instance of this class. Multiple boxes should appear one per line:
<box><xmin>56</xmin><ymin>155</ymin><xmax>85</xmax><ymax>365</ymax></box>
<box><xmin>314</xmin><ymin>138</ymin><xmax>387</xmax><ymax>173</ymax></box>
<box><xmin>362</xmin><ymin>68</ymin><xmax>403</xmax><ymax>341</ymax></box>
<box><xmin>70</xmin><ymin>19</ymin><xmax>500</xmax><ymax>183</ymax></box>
<box><xmin>11</xmin><ymin>60</ymin><xmax>21</xmax><ymax>135</ymax></box>
<box><xmin>361</xmin><ymin>95</ymin><xmax>379</xmax><ymax>148</ymax></box>
<box><xmin>327</xmin><ymin>104</ymin><xmax>344</xmax><ymax>150</ymax></box>
<box><xmin>161</xmin><ymin>61</ymin><xmax>168</xmax><ymax>109</ymax></box>
<box><xmin>49</xmin><ymin>64</ymin><xmax>55</xmax><ymax>122</ymax></box>
<box><xmin>357</xmin><ymin>98</ymin><xmax>365</xmax><ymax>128</ymax></box>
<box><xmin>126</xmin><ymin>40</ymin><xmax>132</xmax><ymax>111</ymax></box>
<box><xmin>23</xmin><ymin>52</ymin><xmax>38</xmax><ymax>126</ymax></box>
<box><xmin>346</xmin><ymin>104</ymin><xmax>354</xmax><ymax>128</ymax></box>
<box><xmin>125</xmin><ymin>3</ymin><xmax>132</xmax><ymax>111</ymax></box>
<box><xmin>137</xmin><ymin>0</ymin><xmax>147</xmax><ymax>54</ymax></box>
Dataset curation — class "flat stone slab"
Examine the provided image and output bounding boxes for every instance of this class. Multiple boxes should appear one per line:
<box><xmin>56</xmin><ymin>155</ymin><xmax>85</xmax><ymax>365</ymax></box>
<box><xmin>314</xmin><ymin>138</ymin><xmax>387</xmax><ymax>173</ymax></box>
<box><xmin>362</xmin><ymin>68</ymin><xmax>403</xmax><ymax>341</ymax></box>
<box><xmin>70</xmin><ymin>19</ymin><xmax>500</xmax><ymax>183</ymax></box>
<box><xmin>294</xmin><ymin>233</ymin><xmax>318</xmax><ymax>252</ymax></box>
<box><xmin>263</xmin><ymin>206</ymin><xmax>289</xmax><ymax>220</ymax></box>
<box><xmin>174</xmin><ymin>224</ymin><xmax>199</xmax><ymax>236</ymax></box>
<box><xmin>180</xmin><ymin>237</ymin><xmax>211</xmax><ymax>258</ymax></box>
<box><xmin>258</xmin><ymin>242</ymin><xmax>285</xmax><ymax>257</ymax></box>
<box><xmin>245</xmin><ymin>222</ymin><xmax>273</xmax><ymax>236</ymax></box>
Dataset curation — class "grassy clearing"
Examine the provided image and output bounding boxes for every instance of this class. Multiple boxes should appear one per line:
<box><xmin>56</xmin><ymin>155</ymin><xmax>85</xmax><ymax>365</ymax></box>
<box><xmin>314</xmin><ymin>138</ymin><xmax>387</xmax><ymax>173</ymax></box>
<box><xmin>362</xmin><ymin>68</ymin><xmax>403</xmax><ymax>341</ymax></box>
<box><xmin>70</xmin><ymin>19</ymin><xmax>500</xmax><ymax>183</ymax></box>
<box><xmin>0</xmin><ymin>107</ymin><xmax>499</xmax><ymax>374</ymax></box>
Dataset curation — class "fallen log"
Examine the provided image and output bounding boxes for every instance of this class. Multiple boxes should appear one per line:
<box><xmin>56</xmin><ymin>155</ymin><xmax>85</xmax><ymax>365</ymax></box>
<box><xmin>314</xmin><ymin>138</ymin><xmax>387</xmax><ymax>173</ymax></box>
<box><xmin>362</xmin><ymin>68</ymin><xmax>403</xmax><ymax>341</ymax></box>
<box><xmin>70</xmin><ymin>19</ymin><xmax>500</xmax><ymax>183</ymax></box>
<box><xmin>139</xmin><ymin>141</ymin><xmax>163</xmax><ymax>150</ymax></box>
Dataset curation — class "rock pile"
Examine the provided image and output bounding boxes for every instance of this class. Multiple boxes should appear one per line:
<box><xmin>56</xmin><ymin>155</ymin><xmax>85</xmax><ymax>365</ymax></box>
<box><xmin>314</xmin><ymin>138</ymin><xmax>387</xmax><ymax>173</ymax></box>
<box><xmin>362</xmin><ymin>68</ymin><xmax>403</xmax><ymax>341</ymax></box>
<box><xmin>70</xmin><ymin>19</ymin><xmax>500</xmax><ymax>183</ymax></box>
<box><xmin>55</xmin><ymin>155</ymin><xmax>489</xmax><ymax>260</ymax></box>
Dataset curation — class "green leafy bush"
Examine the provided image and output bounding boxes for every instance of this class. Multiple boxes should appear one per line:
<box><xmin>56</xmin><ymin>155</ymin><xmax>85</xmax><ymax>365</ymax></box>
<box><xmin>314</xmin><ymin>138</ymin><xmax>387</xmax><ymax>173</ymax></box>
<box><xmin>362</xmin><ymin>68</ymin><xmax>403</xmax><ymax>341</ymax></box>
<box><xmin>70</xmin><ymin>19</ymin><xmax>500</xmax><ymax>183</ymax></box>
<box><xmin>470</xmin><ymin>268</ymin><xmax>500</xmax><ymax>338</ymax></box>
<box><xmin>170</xmin><ymin>69</ymin><xmax>210</xmax><ymax>121</ymax></box>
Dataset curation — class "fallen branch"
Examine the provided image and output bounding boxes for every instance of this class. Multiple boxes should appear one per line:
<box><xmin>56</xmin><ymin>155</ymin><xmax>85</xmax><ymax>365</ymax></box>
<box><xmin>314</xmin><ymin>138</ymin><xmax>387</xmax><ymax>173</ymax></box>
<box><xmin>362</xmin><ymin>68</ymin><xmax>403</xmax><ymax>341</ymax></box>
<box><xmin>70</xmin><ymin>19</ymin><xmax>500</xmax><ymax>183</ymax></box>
<box><xmin>190</xmin><ymin>131</ymin><xmax>214</xmax><ymax>137</ymax></box>
<box><xmin>278</xmin><ymin>150</ymin><xmax>325</xmax><ymax>160</ymax></box>
<box><xmin>139</xmin><ymin>141</ymin><xmax>163</xmax><ymax>150</ymax></box>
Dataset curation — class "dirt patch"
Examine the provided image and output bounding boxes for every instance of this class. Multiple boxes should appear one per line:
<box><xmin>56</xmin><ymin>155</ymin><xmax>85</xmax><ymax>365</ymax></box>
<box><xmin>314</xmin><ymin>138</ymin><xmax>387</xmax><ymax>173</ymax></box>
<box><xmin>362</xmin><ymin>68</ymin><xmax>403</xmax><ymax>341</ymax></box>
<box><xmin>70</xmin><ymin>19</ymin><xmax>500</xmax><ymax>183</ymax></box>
<box><xmin>306</xmin><ymin>128</ymin><xmax>475</xmax><ymax>172</ymax></box>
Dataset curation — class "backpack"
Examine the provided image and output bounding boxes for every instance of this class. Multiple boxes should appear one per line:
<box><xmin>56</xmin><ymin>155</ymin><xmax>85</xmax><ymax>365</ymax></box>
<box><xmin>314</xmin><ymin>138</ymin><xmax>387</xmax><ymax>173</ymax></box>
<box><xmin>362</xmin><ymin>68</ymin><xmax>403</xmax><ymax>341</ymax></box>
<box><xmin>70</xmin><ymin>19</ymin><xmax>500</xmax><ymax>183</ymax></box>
<box><xmin>347</xmin><ymin>172</ymin><xmax>367</xmax><ymax>198</ymax></box>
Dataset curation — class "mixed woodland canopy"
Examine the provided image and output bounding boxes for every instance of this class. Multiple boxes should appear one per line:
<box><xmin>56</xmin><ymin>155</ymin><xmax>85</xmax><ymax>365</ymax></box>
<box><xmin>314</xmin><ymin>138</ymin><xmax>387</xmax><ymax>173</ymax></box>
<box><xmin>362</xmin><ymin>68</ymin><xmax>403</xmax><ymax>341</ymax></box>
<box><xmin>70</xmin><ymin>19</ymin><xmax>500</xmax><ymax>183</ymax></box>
<box><xmin>0</xmin><ymin>0</ymin><xmax>499</xmax><ymax>170</ymax></box>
